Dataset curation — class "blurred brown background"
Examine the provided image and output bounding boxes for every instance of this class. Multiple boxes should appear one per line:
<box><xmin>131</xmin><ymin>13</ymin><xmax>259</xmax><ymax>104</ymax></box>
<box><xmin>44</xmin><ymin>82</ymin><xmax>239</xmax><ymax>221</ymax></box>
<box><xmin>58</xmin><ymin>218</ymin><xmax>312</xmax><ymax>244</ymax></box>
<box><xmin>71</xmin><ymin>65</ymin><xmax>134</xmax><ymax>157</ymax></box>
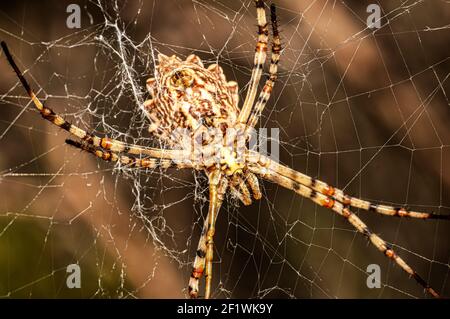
<box><xmin>0</xmin><ymin>0</ymin><xmax>449</xmax><ymax>298</ymax></box>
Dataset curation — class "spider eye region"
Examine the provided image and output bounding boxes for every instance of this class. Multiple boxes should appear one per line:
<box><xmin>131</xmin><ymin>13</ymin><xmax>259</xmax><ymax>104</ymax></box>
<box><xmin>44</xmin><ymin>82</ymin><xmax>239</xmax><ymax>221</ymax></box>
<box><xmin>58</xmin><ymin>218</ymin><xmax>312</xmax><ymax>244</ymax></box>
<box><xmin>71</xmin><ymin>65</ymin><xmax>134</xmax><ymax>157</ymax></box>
<box><xmin>170</xmin><ymin>70</ymin><xmax>194</xmax><ymax>88</ymax></box>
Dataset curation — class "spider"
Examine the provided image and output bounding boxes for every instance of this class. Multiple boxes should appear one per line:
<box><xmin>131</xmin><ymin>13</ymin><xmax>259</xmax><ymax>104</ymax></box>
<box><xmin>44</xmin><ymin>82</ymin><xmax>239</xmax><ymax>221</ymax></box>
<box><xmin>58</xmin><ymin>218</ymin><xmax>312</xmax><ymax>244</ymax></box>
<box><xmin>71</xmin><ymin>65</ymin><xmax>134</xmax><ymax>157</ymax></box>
<box><xmin>1</xmin><ymin>0</ymin><xmax>449</xmax><ymax>299</ymax></box>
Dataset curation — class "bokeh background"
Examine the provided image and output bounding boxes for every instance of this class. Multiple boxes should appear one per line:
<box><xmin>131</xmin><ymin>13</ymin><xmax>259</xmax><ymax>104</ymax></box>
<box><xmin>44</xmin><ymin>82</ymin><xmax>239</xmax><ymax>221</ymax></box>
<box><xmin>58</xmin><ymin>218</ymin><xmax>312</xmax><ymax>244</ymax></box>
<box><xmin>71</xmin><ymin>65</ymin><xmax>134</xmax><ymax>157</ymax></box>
<box><xmin>0</xmin><ymin>0</ymin><xmax>449</xmax><ymax>298</ymax></box>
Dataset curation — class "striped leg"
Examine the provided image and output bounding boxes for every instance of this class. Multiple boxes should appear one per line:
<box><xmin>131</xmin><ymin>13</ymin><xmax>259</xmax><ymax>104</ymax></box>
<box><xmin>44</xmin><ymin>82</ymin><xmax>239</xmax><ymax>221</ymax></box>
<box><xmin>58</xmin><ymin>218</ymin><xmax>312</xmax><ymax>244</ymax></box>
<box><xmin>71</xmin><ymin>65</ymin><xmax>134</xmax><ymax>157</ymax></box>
<box><xmin>229</xmin><ymin>172</ymin><xmax>261</xmax><ymax>206</ymax></box>
<box><xmin>65</xmin><ymin>139</ymin><xmax>191</xmax><ymax>169</ymax></box>
<box><xmin>247</xmin><ymin>151</ymin><xmax>450</xmax><ymax>220</ymax></box>
<box><xmin>237</xmin><ymin>0</ymin><xmax>269</xmax><ymax>124</ymax></box>
<box><xmin>230</xmin><ymin>184</ymin><xmax>249</xmax><ymax>205</ymax></box>
<box><xmin>188</xmin><ymin>208</ymin><xmax>212</xmax><ymax>298</ymax></box>
<box><xmin>254</xmin><ymin>167</ymin><xmax>441</xmax><ymax>298</ymax></box>
<box><xmin>1</xmin><ymin>41</ymin><xmax>183</xmax><ymax>160</ymax></box>
<box><xmin>245</xmin><ymin>171</ymin><xmax>262</xmax><ymax>200</ymax></box>
<box><xmin>246</xmin><ymin>4</ymin><xmax>281</xmax><ymax>129</ymax></box>
<box><xmin>188</xmin><ymin>173</ymin><xmax>227</xmax><ymax>299</ymax></box>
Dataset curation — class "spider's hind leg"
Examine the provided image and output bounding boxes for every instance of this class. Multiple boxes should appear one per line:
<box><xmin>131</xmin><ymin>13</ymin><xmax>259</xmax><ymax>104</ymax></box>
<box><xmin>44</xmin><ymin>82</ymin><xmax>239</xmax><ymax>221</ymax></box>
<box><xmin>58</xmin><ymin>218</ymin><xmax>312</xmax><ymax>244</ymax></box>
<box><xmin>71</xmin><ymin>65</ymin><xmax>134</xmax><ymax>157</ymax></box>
<box><xmin>250</xmin><ymin>152</ymin><xmax>450</xmax><ymax>220</ymax></box>
<box><xmin>258</xmin><ymin>168</ymin><xmax>441</xmax><ymax>298</ymax></box>
<box><xmin>188</xmin><ymin>174</ymin><xmax>228</xmax><ymax>299</ymax></box>
<box><xmin>237</xmin><ymin>0</ymin><xmax>269</xmax><ymax>124</ymax></box>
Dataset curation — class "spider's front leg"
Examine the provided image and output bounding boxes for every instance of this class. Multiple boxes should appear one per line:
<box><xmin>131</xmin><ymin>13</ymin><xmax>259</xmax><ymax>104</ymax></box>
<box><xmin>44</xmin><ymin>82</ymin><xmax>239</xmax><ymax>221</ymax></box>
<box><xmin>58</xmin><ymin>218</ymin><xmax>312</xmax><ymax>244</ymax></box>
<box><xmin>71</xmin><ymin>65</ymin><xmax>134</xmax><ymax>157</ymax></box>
<box><xmin>1</xmin><ymin>41</ymin><xmax>182</xmax><ymax>160</ymax></box>
<box><xmin>188</xmin><ymin>171</ymin><xmax>228</xmax><ymax>299</ymax></box>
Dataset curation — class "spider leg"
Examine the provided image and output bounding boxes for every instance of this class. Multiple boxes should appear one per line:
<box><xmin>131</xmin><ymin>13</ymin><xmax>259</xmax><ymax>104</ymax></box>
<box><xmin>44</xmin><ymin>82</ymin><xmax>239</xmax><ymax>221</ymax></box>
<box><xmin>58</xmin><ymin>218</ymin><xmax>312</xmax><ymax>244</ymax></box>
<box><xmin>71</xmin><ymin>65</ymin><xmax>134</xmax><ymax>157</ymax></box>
<box><xmin>188</xmin><ymin>213</ymin><xmax>209</xmax><ymax>298</ymax></box>
<box><xmin>229</xmin><ymin>172</ymin><xmax>259</xmax><ymax>206</ymax></box>
<box><xmin>248</xmin><ymin>151</ymin><xmax>450</xmax><ymax>220</ymax></box>
<box><xmin>236</xmin><ymin>174</ymin><xmax>253</xmax><ymax>206</ymax></box>
<box><xmin>65</xmin><ymin>139</ymin><xmax>191</xmax><ymax>170</ymax></box>
<box><xmin>230</xmin><ymin>184</ymin><xmax>247</xmax><ymax>205</ymax></box>
<box><xmin>245</xmin><ymin>171</ymin><xmax>262</xmax><ymax>200</ymax></box>
<box><xmin>255</xmin><ymin>167</ymin><xmax>441</xmax><ymax>298</ymax></box>
<box><xmin>189</xmin><ymin>173</ymin><xmax>227</xmax><ymax>299</ymax></box>
<box><xmin>190</xmin><ymin>171</ymin><xmax>260</xmax><ymax>297</ymax></box>
<box><xmin>237</xmin><ymin>0</ymin><xmax>269</xmax><ymax>124</ymax></box>
<box><xmin>204</xmin><ymin>171</ymin><xmax>222</xmax><ymax>299</ymax></box>
<box><xmin>246</xmin><ymin>4</ymin><xmax>281</xmax><ymax>129</ymax></box>
<box><xmin>1</xmin><ymin>41</ymin><xmax>183</xmax><ymax>160</ymax></box>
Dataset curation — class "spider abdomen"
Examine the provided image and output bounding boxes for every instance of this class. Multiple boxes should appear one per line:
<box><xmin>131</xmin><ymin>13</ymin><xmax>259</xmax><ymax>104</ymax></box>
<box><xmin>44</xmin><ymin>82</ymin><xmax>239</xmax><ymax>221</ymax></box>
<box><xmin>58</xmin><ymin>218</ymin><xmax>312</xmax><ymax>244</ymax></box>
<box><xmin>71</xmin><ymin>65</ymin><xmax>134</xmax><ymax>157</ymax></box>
<box><xmin>144</xmin><ymin>54</ymin><xmax>240</xmax><ymax>147</ymax></box>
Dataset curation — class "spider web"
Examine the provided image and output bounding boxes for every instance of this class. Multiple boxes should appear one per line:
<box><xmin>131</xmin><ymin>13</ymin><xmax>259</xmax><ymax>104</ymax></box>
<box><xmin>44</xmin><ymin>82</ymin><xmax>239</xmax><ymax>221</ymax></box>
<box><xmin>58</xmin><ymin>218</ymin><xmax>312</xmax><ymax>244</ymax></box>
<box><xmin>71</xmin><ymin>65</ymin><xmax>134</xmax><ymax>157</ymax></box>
<box><xmin>0</xmin><ymin>0</ymin><xmax>449</xmax><ymax>298</ymax></box>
